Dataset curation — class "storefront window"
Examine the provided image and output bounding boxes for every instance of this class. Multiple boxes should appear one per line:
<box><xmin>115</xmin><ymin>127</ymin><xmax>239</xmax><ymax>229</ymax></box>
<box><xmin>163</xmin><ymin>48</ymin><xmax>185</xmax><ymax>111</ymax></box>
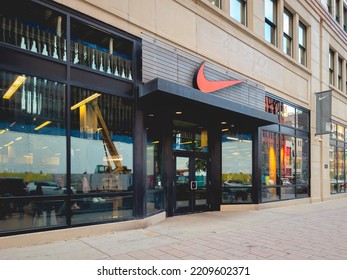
<box><xmin>0</xmin><ymin>70</ymin><xmax>67</xmax><ymax>232</ymax></box>
<box><xmin>265</xmin><ymin>96</ymin><xmax>281</xmax><ymax>120</ymax></box>
<box><xmin>173</xmin><ymin>121</ymin><xmax>208</xmax><ymax>152</ymax></box>
<box><xmin>330</xmin><ymin>122</ymin><xmax>347</xmax><ymax>194</ymax></box>
<box><xmin>329</xmin><ymin>146</ymin><xmax>336</xmax><ymax>193</ymax></box>
<box><xmin>70</xmin><ymin>18</ymin><xmax>133</xmax><ymax>79</ymax></box>
<box><xmin>0</xmin><ymin>0</ymin><xmax>66</xmax><ymax>60</ymax></box>
<box><xmin>331</xmin><ymin>123</ymin><xmax>337</xmax><ymax>139</ymax></box>
<box><xmin>70</xmin><ymin>87</ymin><xmax>134</xmax><ymax>224</ymax></box>
<box><xmin>281</xmin><ymin>103</ymin><xmax>295</xmax><ymax>127</ymax></box>
<box><xmin>296</xmin><ymin>109</ymin><xmax>309</xmax><ymax>131</ymax></box>
<box><xmin>296</xmin><ymin>138</ymin><xmax>309</xmax><ymax>197</ymax></box>
<box><xmin>262</xmin><ymin>131</ymin><xmax>309</xmax><ymax>201</ymax></box>
<box><xmin>261</xmin><ymin>131</ymin><xmax>280</xmax><ymax>202</ymax></box>
<box><xmin>145</xmin><ymin>121</ymin><xmax>164</xmax><ymax>215</ymax></box>
<box><xmin>222</xmin><ymin>132</ymin><xmax>252</xmax><ymax>203</ymax></box>
<box><xmin>280</xmin><ymin>135</ymin><xmax>295</xmax><ymax>199</ymax></box>
<box><xmin>337</xmin><ymin>125</ymin><xmax>345</xmax><ymax>141</ymax></box>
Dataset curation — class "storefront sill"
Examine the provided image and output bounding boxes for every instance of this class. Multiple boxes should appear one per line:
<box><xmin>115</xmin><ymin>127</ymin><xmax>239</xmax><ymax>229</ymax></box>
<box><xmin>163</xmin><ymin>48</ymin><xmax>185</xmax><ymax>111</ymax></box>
<box><xmin>221</xmin><ymin>198</ymin><xmax>312</xmax><ymax>212</ymax></box>
<box><xmin>0</xmin><ymin>212</ymin><xmax>166</xmax><ymax>250</ymax></box>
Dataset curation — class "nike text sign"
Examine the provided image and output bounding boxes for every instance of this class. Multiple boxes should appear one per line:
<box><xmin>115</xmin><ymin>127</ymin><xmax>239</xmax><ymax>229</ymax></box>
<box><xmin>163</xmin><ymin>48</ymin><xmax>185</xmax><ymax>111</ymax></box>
<box><xmin>316</xmin><ymin>90</ymin><xmax>332</xmax><ymax>135</ymax></box>
<box><xmin>193</xmin><ymin>62</ymin><xmax>244</xmax><ymax>93</ymax></box>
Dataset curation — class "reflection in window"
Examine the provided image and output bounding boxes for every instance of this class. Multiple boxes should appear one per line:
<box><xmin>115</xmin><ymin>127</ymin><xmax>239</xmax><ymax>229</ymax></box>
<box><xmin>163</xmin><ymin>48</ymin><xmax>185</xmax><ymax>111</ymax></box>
<box><xmin>0</xmin><ymin>71</ymin><xmax>66</xmax><ymax>175</ymax></box>
<box><xmin>70</xmin><ymin>18</ymin><xmax>133</xmax><ymax>79</ymax></box>
<box><xmin>262</xmin><ymin>131</ymin><xmax>309</xmax><ymax>201</ymax></box>
<box><xmin>337</xmin><ymin>125</ymin><xmax>345</xmax><ymax>141</ymax></box>
<box><xmin>265</xmin><ymin>95</ymin><xmax>280</xmax><ymax>121</ymax></box>
<box><xmin>0</xmin><ymin>0</ymin><xmax>66</xmax><ymax>60</ymax></box>
<box><xmin>173</xmin><ymin>121</ymin><xmax>208</xmax><ymax>152</ymax></box>
<box><xmin>230</xmin><ymin>0</ymin><xmax>247</xmax><ymax>25</ymax></box>
<box><xmin>296</xmin><ymin>138</ymin><xmax>309</xmax><ymax>197</ymax></box>
<box><xmin>0</xmin><ymin>70</ymin><xmax>67</xmax><ymax>231</ymax></box>
<box><xmin>281</xmin><ymin>104</ymin><xmax>295</xmax><ymax>127</ymax></box>
<box><xmin>261</xmin><ymin>131</ymin><xmax>280</xmax><ymax>201</ymax></box>
<box><xmin>296</xmin><ymin>109</ymin><xmax>309</xmax><ymax>131</ymax></box>
<box><xmin>280</xmin><ymin>135</ymin><xmax>295</xmax><ymax>199</ymax></box>
<box><xmin>222</xmin><ymin>131</ymin><xmax>252</xmax><ymax>203</ymax></box>
<box><xmin>69</xmin><ymin>88</ymin><xmax>134</xmax><ymax>224</ymax></box>
<box><xmin>145</xmin><ymin>118</ymin><xmax>164</xmax><ymax>215</ymax></box>
<box><xmin>70</xmin><ymin>87</ymin><xmax>133</xmax><ymax>192</ymax></box>
<box><xmin>330</xmin><ymin>122</ymin><xmax>347</xmax><ymax>195</ymax></box>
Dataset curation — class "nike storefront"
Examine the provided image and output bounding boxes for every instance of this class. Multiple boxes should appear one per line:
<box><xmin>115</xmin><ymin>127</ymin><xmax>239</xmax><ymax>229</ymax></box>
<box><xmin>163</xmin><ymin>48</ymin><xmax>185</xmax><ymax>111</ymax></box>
<box><xmin>0</xmin><ymin>1</ymin><xmax>310</xmax><ymax>236</ymax></box>
<box><xmin>141</xmin><ymin>35</ymin><xmax>310</xmax><ymax>216</ymax></box>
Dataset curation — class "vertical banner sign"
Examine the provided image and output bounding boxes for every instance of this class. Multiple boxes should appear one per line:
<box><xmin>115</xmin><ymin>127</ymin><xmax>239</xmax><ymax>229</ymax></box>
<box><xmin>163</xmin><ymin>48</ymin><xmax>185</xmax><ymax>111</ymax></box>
<box><xmin>315</xmin><ymin>90</ymin><xmax>332</xmax><ymax>135</ymax></box>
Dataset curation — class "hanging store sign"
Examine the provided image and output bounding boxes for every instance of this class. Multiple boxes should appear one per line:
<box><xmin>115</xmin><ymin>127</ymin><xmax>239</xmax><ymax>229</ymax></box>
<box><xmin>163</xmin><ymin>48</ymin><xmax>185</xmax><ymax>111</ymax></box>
<box><xmin>315</xmin><ymin>90</ymin><xmax>332</xmax><ymax>135</ymax></box>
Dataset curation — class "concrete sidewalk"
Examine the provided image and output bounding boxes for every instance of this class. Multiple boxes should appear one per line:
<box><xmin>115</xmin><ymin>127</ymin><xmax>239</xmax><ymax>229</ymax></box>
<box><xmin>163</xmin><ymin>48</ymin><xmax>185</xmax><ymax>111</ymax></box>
<box><xmin>1</xmin><ymin>197</ymin><xmax>347</xmax><ymax>260</ymax></box>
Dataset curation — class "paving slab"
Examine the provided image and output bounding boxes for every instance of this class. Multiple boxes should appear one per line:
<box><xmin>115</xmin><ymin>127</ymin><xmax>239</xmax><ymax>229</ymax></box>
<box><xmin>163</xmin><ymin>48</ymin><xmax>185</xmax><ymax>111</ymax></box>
<box><xmin>1</xmin><ymin>197</ymin><xmax>347</xmax><ymax>260</ymax></box>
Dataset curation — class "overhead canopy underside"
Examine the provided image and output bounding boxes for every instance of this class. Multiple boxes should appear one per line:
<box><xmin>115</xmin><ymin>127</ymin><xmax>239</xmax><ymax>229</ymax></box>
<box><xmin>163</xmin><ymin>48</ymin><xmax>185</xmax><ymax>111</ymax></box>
<box><xmin>139</xmin><ymin>78</ymin><xmax>278</xmax><ymax>129</ymax></box>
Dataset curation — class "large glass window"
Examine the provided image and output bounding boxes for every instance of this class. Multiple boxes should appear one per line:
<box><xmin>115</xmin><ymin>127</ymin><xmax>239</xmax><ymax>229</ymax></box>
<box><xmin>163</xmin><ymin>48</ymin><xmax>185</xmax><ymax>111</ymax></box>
<box><xmin>280</xmin><ymin>135</ymin><xmax>296</xmax><ymax>199</ymax></box>
<box><xmin>173</xmin><ymin>120</ymin><xmax>208</xmax><ymax>153</ymax></box>
<box><xmin>281</xmin><ymin>103</ymin><xmax>296</xmax><ymax>127</ymax></box>
<box><xmin>0</xmin><ymin>1</ymin><xmax>66</xmax><ymax>60</ymax></box>
<box><xmin>265</xmin><ymin>0</ymin><xmax>277</xmax><ymax>46</ymax></box>
<box><xmin>70</xmin><ymin>18</ymin><xmax>133</xmax><ymax>80</ymax></box>
<box><xmin>296</xmin><ymin>109</ymin><xmax>309</xmax><ymax>131</ymax></box>
<box><xmin>230</xmin><ymin>0</ymin><xmax>247</xmax><ymax>25</ymax></box>
<box><xmin>296</xmin><ymin>138</ymin><xmax>309</xmax><ymax>197</ymax></box>
<box><xmin>262</xmin><ymin>95</ymin><xmax>310</xmax><ymax>202</ymax></box>
<box><xmin>283</xmin><ymin>8</ymin><xmax>293</xmax><ymax>57</ymax></box>
<box><xmin>0</xmin><ymin>70</ymin><xmax>67</xmax><ymax>231</ymax></box>
<box><xmin>261</xmin><ymin>131</ymin><xmax>309</xmax><ymax>201</ymax></box>
<box><xmin>222</xmin><ymin>131</ymin><xmax>252</xmax><ymax>204</ymax></box>
<box><xmin>145</xmin><ymin>117</ymin><xmax>164</xmax><ymax>215</ymax></box>
<box><xmin>330</xmin><ymin>122</ymin><xmax>347</xmax><ymax>194</ymax></box>
<box><xmin>261</xmin><ymin>131</ymin><xmax>280</xmax><ymax>202</ymax></box>
<box><xmin>70</xmin><ymin>88</ymin><xmax>134</xmax><ymax>224</ymax></box>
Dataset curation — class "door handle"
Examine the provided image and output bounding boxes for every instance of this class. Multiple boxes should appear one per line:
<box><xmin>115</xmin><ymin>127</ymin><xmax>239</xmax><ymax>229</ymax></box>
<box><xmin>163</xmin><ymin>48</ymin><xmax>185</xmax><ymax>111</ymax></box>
<box><xmin>190</xmin><ymin>181</ymin><xmax>197</xmax><ymax>190</ymax></box>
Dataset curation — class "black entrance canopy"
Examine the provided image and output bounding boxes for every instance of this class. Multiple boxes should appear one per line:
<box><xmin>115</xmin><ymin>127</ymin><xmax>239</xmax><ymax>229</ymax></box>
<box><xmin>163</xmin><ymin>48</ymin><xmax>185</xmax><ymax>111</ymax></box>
<box><xmin>139</xmin><ymin>78</ymin><xmax>278</xmax><ymax>128</ymax></box>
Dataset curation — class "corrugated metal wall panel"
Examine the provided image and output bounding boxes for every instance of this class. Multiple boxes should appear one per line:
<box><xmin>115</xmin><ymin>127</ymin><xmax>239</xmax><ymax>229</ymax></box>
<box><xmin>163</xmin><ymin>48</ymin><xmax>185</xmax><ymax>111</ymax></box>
<box><xmin>142</xmin><ymin>33</ymin><xmax>265</xmax><ymax>111</ymax></box>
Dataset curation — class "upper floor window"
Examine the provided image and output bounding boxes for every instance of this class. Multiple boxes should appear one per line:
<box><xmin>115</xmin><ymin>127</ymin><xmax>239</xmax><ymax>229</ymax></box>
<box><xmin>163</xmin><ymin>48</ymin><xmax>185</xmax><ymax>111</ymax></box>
<box><xmin>344</xmin><ymin>6</ymin><xmax>347</xmax><ymax>32</ymax></box>
<box><xmin>329</xmin><ymin>49</ymin><xmax>335</xmax><ymax>86</ymax></box>
<box><xmin>298</xmin><ymin>22</ymin><xmax>307</xmax><ymax>66</ymax></box>
<box><xmin>207</xmin><ymin>0</ymin><xmax>222</xmax><ymax>9</ymax></box>
<box><xmin>327</xmin><ymin>0</ymin><xmax>333</xmax><ymax>14</ymax></box>
<box><xmin>70</xmin><ymin>18</ymin><xmax>133</xmax><ymax>80</ymax></box>
<box><xmin>283</xmin><ymin>8</ymin><xmax>293</xmax><ymax>57</ymax></box>
<box><xmin>335</xmin><ymin>0</ymin><xmax>341</xmax><ymax>23</ymax></box>
<box><xmin>338</xmin><ymin>57</ymin><xmax>343</xmax><ymax>91</ymax></box>
<box><xmin>0</xmin><ymin>1</ymin><xmax>66</xmax><ymax>61</ymax></box>
<box><xmin>265</xmin><ymin>0</ymin><xmax>277</xmax><ymax>46</ymax></box>
<box><xmin>230</xmin><ymin>0</ymin><xmax>247</xmax><ymax>25</ymax></box>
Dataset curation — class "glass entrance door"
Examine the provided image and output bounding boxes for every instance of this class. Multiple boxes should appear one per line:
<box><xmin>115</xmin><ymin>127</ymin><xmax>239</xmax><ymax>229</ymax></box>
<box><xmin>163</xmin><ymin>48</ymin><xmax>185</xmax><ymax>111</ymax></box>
<box><xmin>175</xmin><ymin>155</ymin><xmax>209</xmax><ymax>214</ymax></box>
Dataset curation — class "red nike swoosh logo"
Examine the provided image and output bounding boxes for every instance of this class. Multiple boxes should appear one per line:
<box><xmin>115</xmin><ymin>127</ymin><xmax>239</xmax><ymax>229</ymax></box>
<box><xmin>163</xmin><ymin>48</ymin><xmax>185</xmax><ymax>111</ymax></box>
<box><xmin>193</xmin><ymin>62</ymin><xmax>244</xmax><ymax>93</ymax></box>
